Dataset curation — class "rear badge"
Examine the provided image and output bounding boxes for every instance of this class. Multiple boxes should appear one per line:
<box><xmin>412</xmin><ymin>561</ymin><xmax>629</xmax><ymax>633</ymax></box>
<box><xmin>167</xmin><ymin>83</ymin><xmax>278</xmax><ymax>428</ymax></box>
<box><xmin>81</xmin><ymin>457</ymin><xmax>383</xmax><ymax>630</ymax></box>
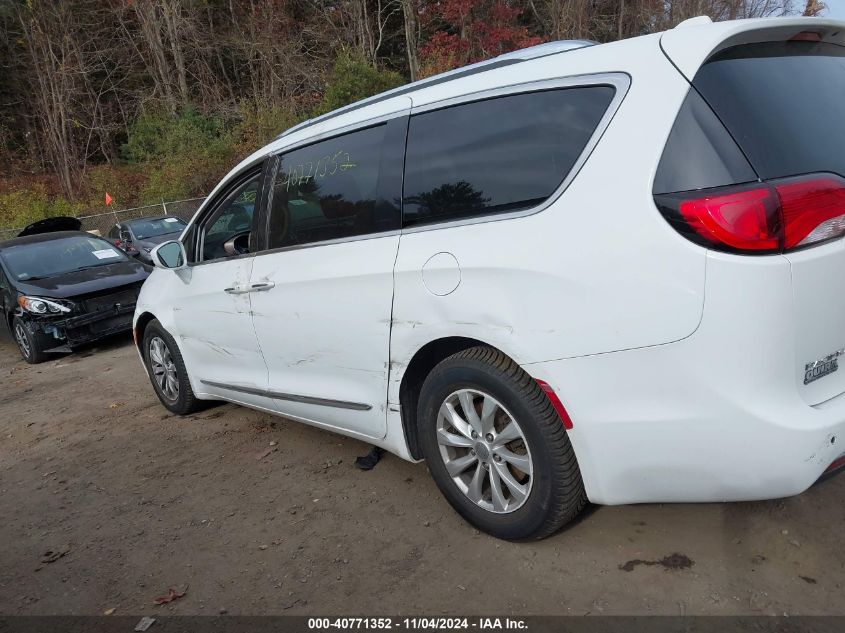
<box><xmin>804</xmin><ymin>349</ymin><xmax>845</xmax><ymax>385</ymax></box>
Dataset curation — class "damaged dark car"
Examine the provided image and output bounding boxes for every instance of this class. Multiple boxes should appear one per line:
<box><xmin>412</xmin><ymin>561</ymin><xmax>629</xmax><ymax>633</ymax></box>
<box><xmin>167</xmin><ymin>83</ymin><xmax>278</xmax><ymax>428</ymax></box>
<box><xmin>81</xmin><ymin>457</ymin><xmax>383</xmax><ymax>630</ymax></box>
<box><xmin>0</xmin><ymin>231</ymin><xmax>150</xmax><ymax>363</ymax></box>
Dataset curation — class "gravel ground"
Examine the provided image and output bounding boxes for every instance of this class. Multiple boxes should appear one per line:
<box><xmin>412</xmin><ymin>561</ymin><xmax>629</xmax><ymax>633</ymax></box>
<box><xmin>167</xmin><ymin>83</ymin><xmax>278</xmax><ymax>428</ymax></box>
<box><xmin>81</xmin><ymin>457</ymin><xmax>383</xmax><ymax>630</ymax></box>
<box><xmin>1</xmin><ymin>332</ymin><xmax>843</xmax><ymax>616</ymax></box>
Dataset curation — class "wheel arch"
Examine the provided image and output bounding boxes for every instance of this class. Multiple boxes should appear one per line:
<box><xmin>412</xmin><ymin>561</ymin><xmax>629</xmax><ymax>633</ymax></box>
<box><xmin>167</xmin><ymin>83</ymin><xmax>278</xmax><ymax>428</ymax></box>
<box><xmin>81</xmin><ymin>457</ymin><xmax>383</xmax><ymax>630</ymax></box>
<box><xmin>133</xmin><ymin>310</ymin><xmax>158</xmax><ymax>353</ymax></box>
<box><xmin>398</xmin><ymin>336</ymin><xmax>515</xmax><ymax>460</ymax></box>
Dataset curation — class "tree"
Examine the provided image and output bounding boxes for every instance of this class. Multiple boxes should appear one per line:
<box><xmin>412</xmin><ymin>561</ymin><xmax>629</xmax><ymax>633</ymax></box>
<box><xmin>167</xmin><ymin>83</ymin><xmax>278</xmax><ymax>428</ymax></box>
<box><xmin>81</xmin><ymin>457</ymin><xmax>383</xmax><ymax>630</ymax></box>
<box><xmin>13</xmin><ymin>1</ymin><xmax>126</xmax><ymax>196</ymax></box>
<box><xmin>316</xmin><ymin>52</ymin><xmax>405</xmax><ymax>114</ymax></box>
<box><xmin>418</xmin><ymin>0</ymin><xmax>544</xmax><ymax>76</ymax></box>
<box><xmin>0</xmin><ymin>0</ymin><xmax>811</xmax><ymax>222</ymax></box>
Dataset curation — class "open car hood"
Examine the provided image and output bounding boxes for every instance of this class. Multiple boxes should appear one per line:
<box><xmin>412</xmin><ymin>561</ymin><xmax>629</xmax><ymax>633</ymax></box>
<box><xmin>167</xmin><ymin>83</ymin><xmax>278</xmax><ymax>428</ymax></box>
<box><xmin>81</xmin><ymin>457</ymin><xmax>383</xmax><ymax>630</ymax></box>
<box><xmin>18</xmin><ymin>216</ymin><xmax>83</xmax><ymax>237</ymax></box>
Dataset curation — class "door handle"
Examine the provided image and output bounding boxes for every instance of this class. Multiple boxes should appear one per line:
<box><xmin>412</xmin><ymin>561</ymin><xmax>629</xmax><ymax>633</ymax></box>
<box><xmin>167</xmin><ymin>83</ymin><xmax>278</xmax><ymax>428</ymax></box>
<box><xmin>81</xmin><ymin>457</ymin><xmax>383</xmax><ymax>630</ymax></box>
<box><xmin>225</xmin><ymin>282</ymin><xmax>275</xmax><ymax>294</ymax></box>
<box><xmin>224</xmin><ymin>285</ymin><xmax>251</xmax><ymax>294</ymax></box>
<box><xmin>249</xmin><ymin>282</ymin><xmax>275</xmax><ymax>292</ymax></box>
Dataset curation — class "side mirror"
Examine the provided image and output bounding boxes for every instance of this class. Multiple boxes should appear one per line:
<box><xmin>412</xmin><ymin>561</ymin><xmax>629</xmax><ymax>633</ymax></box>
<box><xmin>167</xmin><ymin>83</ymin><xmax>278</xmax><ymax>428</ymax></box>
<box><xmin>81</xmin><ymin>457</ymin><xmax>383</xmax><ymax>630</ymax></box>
<box><xmin>151</xmin><ymin>240</ymin><xmax>187</xmax><ymax>270</ymax></box>
<box><xmin>120</xmin><ymin>230</ymin><xmax>132</xmax><ymax>244</ymax></box>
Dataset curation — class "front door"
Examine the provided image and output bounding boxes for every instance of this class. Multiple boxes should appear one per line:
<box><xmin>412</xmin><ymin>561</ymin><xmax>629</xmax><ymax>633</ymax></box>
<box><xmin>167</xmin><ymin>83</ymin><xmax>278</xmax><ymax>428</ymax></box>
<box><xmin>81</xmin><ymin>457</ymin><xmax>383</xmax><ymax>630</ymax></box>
<box><xmin>249</xmin><ymin>112</ymin><xmax>408</xmax><ymax>439</ymax></box>
<box><xmin>172</xmin><ymin>168</ymin><xmax>271</xmax><ymax>409</ymax></box>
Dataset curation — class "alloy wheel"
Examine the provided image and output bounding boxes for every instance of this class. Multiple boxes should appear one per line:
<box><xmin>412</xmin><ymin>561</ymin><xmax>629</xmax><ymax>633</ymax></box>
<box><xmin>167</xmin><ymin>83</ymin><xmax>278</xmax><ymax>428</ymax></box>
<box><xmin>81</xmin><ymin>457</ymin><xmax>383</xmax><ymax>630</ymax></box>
<box><xmin>14</xmin><ymin>322</ymin><xmax>31</xmax><ymax>359</ymax></box>
<box><xmin>436</xmin><ymin>389</ymin><xmax>533</xmax><ymax>514</ymax></box>
<box><xmin>149</xmin><ymin>336</ymin><xmax>179</xmax><ymax>401</ymax></box>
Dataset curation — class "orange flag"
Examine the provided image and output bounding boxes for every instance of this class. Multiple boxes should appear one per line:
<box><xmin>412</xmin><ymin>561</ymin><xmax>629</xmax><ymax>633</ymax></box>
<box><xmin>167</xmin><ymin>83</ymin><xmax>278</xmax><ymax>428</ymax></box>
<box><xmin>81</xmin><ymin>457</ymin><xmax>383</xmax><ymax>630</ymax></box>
<box><xmin>105</xmin><ymin>192</ymin><xmax>113</xmax><ymax>206</ymax></box>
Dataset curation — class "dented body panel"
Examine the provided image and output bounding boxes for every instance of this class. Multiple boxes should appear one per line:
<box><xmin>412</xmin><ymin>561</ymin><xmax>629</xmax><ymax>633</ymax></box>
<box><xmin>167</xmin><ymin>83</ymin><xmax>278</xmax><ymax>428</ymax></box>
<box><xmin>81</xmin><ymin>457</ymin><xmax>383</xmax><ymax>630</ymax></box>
<box><xmin>135</xmin><ymin>17</ymin><xmax>845</xmax><ymax>505</ymax></box>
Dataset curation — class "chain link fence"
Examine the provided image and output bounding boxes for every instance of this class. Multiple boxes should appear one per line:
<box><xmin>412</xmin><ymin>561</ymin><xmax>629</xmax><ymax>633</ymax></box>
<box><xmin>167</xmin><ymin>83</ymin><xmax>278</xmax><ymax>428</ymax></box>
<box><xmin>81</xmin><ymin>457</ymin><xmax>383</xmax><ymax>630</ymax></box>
<box><xmin>0</xmin><ymin>197</ymin><xmax>206</xmax><ymax>242</ymax></box>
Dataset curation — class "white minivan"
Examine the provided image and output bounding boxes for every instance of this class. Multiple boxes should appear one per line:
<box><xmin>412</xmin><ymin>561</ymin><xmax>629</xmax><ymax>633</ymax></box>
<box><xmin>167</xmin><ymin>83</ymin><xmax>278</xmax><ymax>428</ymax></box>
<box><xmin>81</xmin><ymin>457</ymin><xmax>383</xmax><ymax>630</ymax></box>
<box><xmin>135</xmin><ymin>16</ymin><xmax>845</xmax><ymax>540</ymax></box>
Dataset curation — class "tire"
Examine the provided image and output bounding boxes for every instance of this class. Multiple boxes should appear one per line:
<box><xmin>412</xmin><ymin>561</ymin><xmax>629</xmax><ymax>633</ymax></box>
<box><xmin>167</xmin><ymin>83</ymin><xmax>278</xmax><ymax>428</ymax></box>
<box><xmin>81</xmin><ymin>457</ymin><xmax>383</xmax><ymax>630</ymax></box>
<box><xmin>12</xmin><ymin>316</ymin><xmax>49</xmax><ymax>364</ymax></box>
<box><xmin>418</xmin><ymin>346</ymin><xmax>586</xmax><ymax>540</ymax></box>
<box><xmin>142</xmin><ymin>319</ymin><xmax>203</xmax><ymax>415</ymax></box>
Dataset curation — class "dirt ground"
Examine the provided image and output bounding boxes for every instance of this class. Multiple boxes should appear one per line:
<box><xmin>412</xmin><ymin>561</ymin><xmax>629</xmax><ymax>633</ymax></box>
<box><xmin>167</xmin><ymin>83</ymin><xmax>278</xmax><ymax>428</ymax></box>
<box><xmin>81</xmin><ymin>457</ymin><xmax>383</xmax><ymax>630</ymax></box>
<box><xmin>1</xmin><ymin>332</ymin><xmax>844</xmax><ymax>617</ymax></box>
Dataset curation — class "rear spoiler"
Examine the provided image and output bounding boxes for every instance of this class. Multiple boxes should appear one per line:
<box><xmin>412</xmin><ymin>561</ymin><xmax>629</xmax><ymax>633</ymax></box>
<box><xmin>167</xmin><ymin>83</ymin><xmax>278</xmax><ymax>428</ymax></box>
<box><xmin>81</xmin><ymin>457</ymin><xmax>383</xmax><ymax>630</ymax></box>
<box><xmin>660</xmin><ymin>16</ymin><xmax>845</xmax><ymax>80</ymax></box>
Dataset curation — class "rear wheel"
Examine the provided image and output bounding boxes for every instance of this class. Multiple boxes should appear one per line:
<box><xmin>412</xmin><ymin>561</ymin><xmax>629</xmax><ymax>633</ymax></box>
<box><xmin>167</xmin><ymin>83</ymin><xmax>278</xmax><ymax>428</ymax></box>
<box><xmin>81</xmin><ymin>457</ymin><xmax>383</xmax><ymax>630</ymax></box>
<box><xmin>142</xmin><ymin>319</ymin><xmax>203</xmax><ymax>415</ymax></box>
<box><xmin>12</xmin><ymin>316</ymin><xmax>49</xmax><ymax>364</ymax></box>
<box><xmin>418</xmin><ymin>346</ymin><xmax>586</xmax><ymax>540</ymax></box>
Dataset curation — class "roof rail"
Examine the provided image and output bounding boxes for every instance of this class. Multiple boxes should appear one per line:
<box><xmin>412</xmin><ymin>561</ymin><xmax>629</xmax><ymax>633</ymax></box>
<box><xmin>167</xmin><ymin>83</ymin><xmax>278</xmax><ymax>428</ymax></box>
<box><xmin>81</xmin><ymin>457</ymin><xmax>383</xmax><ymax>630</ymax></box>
<box><xmin>275</xmin><ymin>39</ymin><xmax>597</xmax><ymax>141</ymax></box>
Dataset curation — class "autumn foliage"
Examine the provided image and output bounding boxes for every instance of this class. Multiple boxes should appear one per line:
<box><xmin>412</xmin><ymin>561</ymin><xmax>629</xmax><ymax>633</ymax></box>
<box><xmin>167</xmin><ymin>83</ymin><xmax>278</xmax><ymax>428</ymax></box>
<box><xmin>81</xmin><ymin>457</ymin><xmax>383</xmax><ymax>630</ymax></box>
<box><xmin>0</xmin><ymin>0</ymin><xmax>813</xmax><ymax>229</ymax></box>
<box><xmin>419</xmin><ymin>0</ymin><xmax>543</xmax><ymax>76</ymax></box>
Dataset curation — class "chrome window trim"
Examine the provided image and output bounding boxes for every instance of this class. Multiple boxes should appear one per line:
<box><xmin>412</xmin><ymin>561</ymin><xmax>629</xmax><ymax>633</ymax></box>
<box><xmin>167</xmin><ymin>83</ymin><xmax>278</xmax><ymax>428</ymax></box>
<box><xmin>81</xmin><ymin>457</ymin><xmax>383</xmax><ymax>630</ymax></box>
<box><xmin>274</xmin><ymin>40</ymin><xmax>597</xmax><ymax>142</ymax></box>
<box><xmin>200</xmin><ymin>379</ymin><xmax>372</xmax><ymax>411</ymax></box>
<box><xmin>269</xmin><ymin>103</ymin><xmax>411</xmax><ymax>160</ymax></box>
<box><xmin>188</xmin><ymin>250</ymin><xmax>256</xmax><ymax>269</ymax></box>
<box><xmin>401</xmin><ymin>72</ymin><xmax>631</xmax><ymax>234</ymax></box>
<box><xmin>187</xmin><ymin>73</ymin><xmax>629</xmax><ymax>258</ymax></box>
<box><xmin>255</xmin><ymin>229</ymin><xmax>401</xmax><ymax>259</ymax></box>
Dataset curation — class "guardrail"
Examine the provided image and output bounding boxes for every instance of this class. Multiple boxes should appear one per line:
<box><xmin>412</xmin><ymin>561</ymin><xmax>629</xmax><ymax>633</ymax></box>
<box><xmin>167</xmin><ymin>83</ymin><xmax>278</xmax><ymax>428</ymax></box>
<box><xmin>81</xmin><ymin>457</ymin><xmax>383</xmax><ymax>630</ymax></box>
<box><xmin>0</xmin><ymin>196</ymin><xmax>206</xmax><ymax>242</ymax></box>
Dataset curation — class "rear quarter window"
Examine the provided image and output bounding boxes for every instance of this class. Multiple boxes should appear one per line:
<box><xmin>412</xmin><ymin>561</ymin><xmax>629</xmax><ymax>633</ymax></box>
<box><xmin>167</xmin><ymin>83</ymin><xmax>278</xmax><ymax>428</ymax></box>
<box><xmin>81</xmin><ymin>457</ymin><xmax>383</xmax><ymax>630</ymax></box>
<box><xmin>402</xmin><ymin>86</ymin><xmax>616</xmax><ymax>227</ymax></box>
<box><xmin>652</xmin><ymin>88</ymin><xmax>757</xmax><ymax>194</ymax></box>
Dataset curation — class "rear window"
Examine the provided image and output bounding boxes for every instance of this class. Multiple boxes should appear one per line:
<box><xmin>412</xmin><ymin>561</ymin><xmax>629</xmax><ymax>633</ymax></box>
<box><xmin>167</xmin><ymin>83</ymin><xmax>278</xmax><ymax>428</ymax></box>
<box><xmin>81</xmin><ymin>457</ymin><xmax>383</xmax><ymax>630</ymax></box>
<box><xmin>693</xmin><ymin>41</ymin><xmax>845</xmax><ymax>181</ymax></box>
<box><xmin>402</xmin><ymin>86</ymin><xmax>616</xmax><ymax>227</ymax></box>
<box><xmin>1</xmin><ymin>236</ymin><xmax>127</xmax><ymax>281</ymax></box>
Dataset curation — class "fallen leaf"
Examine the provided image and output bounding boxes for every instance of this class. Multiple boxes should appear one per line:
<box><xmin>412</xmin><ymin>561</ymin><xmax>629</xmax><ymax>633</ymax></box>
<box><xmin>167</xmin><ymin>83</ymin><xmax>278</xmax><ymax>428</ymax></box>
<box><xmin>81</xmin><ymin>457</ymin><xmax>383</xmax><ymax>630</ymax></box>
<box><xmin>104</xmin><ymin>607</ymin><xmax>116</xmax><ymax>615</ymax></box>
<box><xmin>154</xmin><ymin>585</ymin><xmax>188</xmax><ymax>605</ymax></box>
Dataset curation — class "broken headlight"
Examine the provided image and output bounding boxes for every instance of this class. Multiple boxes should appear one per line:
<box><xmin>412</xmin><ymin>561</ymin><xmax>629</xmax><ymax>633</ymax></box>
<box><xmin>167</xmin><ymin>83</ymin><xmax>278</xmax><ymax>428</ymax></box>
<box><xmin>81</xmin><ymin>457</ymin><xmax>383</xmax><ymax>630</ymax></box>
<box><xmin>17</xmin><ymin>296</ymin><xmax>72</xmax><ymax>315</ymax></box>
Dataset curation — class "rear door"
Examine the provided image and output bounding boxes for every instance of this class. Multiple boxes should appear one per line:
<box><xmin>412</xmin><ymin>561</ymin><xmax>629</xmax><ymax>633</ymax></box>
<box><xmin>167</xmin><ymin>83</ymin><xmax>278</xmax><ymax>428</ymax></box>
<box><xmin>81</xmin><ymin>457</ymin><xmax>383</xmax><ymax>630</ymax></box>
<box><xmin>248</xmin><ymin>108</ymin><xmax>408</xmax><ymax>439</ymax></box>
<box><xmin>663</xmin><ymin>29</ymin><xmax>845</xmax><ymax>405</ymax></box>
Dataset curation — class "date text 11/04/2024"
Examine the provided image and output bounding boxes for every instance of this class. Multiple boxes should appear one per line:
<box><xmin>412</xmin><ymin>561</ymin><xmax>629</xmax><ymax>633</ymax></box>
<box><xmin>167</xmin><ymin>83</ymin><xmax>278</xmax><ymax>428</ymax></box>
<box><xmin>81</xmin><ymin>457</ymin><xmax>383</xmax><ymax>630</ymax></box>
<box><xmin>307</xmin><ymin>618</ymin><xmax>528</xmax><ymax>630</ymax></box>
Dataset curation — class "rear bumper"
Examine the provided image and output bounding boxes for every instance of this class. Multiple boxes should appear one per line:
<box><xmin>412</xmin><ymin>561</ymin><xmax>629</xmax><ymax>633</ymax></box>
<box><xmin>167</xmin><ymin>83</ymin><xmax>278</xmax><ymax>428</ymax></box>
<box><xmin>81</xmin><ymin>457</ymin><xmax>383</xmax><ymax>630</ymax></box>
<box><xmin>527</xmin><ymin>251</ymin><xmax>845</xmax><ymax>505</ymax></box>
<box><xmin>530</xmin><ymin>342</ymin><xmax>845</xmax><ymax>505</ymax></box>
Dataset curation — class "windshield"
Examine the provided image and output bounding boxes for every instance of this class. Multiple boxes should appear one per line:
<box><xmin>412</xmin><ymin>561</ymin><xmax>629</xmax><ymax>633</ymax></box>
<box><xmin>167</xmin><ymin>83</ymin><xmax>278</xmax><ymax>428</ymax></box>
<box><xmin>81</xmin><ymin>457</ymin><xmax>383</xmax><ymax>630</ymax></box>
<box><xmin>128</xmin><ymin>217</ymin><xmax>186</xmax><ymax>240</ymax></box>
<box><xmin>0</xmin><ymin>235</ymin><xmax>128</xmax><ymax>281</ymax></box>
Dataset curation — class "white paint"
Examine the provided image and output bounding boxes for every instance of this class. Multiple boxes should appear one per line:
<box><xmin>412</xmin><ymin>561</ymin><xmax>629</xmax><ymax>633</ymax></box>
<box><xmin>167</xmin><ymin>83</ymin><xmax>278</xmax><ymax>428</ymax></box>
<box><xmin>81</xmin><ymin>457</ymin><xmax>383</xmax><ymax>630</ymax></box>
<box><xmin>421</xmin><ymin>252</ymin><xmax>461</xmax><ymax>296</ymax></box>
<box><xmin>248</xmin><ymin>235</ymin><xmax>400</xmax><ymax>439</ymax></box>
<box><xmin>135</xmin><ymin>17</ymin><xmax>845</xmax><ymax>509</ymax></box>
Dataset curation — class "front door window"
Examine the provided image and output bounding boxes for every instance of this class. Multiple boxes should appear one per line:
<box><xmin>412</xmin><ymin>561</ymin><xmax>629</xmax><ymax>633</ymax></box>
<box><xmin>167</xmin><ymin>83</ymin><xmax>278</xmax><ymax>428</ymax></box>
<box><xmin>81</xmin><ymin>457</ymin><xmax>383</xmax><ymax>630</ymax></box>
<box><xmin>201</xmin><ymin>175</ymin><xmax>261</xmax><ymax>261</ymax></box>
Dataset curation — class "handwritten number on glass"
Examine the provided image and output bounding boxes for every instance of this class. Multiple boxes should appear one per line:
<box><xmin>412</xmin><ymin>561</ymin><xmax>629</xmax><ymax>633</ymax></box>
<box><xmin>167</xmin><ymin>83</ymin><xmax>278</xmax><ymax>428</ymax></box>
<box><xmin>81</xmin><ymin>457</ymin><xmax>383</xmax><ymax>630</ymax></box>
<box><xmin>284</xmin><ymin>150</ymin><xmax>357</xmax><ymax>192</ymax></box>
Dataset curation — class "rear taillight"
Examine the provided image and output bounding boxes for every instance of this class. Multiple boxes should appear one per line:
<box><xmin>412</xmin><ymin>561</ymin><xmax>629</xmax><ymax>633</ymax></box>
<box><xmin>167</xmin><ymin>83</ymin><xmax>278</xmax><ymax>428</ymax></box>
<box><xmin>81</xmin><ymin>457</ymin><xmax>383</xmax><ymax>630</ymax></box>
<box><xmin>655</xmin><ymin>173</ymin><xmax>845</xmax><ymax>254</ymax></box>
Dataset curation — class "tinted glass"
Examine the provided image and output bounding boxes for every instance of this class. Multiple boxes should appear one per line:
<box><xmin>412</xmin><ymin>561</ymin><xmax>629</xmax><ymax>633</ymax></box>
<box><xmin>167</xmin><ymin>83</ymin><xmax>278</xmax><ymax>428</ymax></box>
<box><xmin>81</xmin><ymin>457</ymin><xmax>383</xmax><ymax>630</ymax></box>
<box><xmin>202</xmin><ymin>175</ymin><xmax>260</xmax><ymax>261</ymax></box>
<box><xmin>268</xmin><ymin>123</ymin><xmax>400</xmax><ymax>249</ymax></box>
<box><xmin>127</xmin><ymin>217</ymin><xmax>187</xmax><ymax>240</ymax></box>
<box><xmin>402</xmin><ymin>86</ymin><xmax>615</xmax><ymax>227</ymax></box>
<box><xmin>1</xmin><ymin>236</ymin><xmax>128</xmax><ymax>281</ymax></box>
<box><xmin>693</xmin><ymin>41</ymin><xmax>845</xmax><ymax>180</ymax></box>
<box><xmin>653</xmin><ymin>88</ymin><xmax>757</xmax><ymax>194</ymax></box>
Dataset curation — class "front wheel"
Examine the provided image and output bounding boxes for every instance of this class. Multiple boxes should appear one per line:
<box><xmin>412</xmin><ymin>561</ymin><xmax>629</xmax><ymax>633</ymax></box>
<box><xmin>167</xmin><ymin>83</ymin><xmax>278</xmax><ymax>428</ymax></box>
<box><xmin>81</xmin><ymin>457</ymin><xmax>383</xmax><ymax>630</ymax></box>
<box><xmin>418</xmin><ymin>346</ymin><xmax>586</xmax><ymax>540</ymax></box>
<box><xmin>12</xmin><ymin>316</ymin><xmax>49</xmax><ymax>364</ymax></box>
<box><xmin>142</xmin><ymin>319</ymin><xmax>203</xmax><ymax>415</ymax></box>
